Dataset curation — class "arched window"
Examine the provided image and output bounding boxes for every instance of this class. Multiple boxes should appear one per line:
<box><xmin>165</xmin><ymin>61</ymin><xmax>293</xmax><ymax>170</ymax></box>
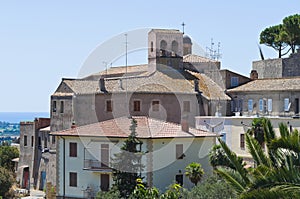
<box><xmin>160</xmin><ymin>40</ymin><xmax>167</xmax><ymax>57</ymax></box>
<box><xmin>171</xmin><ymin>40</ymin><xmax>178</xmax><ymax>56</ymax></box>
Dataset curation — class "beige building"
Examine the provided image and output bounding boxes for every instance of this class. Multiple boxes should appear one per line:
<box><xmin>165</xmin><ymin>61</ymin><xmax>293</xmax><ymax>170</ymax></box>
<box><xmin>50</xmin><ymin>29</ymin><xmax>232</xmax><ymax>134</ymax></box>
<box><xmin>52</xmin><ymin>116</ymin><xmax>217</xmax><ymax>198</ymax></box>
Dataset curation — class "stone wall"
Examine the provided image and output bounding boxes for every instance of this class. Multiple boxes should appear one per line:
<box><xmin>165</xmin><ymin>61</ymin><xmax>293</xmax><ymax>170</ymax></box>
<box><xmin>283</xmin><ymin>50</ymin><xmax>300</xmax><ymax>77</ymax></box>
<box><xmin>252</xmin><ymin>58</ymin><xmax>283</xmax><ymax>78</ymax></box>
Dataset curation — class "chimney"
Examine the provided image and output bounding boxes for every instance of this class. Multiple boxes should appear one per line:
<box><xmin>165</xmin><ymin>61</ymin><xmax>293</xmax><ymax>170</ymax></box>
<box><xmin>99</xmin><ymin>77</ymin><xmax>106</xmax><ymax>92</ymax></box>
<box><xmin>194</xmin><ymin>79</ymin><xmax>199</xmax><ymax>92</ymax></box>
<box><xmin>181</xmin><ymin>119</ymin><xmax>189</xmax><ymax>132</ymax></box>
<box><xmin>250</xmin><ymin>70</ymin><xmax>258</xmax><ymax>80</ymax></box>
<box><xmin>71</xmin><ymin>121</ymin><xmax>76</xmax><ymax>129</ymax></box>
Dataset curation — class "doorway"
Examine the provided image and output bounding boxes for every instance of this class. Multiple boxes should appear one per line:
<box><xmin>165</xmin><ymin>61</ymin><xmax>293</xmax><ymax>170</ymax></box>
<box><xmin>100</xmin><ymin>174</ymin><xmax>109</xmax><ymax>191</ymax></box>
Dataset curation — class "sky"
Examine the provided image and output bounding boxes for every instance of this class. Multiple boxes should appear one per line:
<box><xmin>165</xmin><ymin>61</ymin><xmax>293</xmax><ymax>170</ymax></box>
<box><xmin>0</xmin><ymin>1</ymin><xmax>299</xmax><ymax>112</ymax></box>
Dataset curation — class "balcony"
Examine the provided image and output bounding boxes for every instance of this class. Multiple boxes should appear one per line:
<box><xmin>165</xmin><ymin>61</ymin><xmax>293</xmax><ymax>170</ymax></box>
<box><xmin>83</xmin><ymin>159</ymin><xmax>112</xmax><ymax>172</ymax></box>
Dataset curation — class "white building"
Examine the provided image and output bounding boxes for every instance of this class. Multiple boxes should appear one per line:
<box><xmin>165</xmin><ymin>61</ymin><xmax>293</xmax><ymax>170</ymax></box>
<box><xmin>51</xmin><ymin>116</ymin><xmax>217</xmax><ymax>198</ymax></box>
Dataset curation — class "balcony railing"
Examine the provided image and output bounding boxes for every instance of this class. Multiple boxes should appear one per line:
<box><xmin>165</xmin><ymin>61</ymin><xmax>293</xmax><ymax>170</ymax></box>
<box><xmin>83</xmin><ymin>159</ymin><xmax>112</xmax><ymax>172</ymax></box>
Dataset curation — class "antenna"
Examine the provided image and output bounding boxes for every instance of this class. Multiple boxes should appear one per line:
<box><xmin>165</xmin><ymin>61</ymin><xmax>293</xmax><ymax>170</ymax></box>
<box><xmin>102</xmin><ymin>61</ymin><xmax>108</xmax><ymax>75</ymax></box>
<box><xmin>206</xmin><ymin>38</ymin><xmax>222</xmax><ymax>60</ymax></box>
<box><xmin>124</xmin><ymin>33</ymin><xmax>128</xmax><ymax>116</ymax></box>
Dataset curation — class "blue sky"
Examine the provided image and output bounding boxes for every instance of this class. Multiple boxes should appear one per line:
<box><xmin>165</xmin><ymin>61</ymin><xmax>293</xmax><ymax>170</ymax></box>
<box><xmin>0</xmin><ymin>1</ymin><xmax>299</xmax><ymax>112</ymax></box>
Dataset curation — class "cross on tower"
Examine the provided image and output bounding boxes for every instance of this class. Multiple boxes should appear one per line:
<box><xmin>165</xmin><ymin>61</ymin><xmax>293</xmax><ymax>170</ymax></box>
<box><xmin>181</xmin><ymin>22</ymin><xmax>185</xmax><ymax>34</ymax></box>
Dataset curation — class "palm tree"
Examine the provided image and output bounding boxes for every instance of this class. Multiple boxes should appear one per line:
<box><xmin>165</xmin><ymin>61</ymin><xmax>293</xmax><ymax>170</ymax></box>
<box><xmin>215</xmin><ymin>118</ymin><xmax>300</xmax><ymax>198</ymax></box>
<box><xmin>185</xmin><ymin>162</ymin><xmax>204</xmax><ymax>186</ymax></box>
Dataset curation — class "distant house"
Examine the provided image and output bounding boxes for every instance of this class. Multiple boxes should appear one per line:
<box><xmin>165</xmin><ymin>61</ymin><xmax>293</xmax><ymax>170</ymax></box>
<box><xmin>51</xmin><ymin>116</ymin><xmax>217</xmax><ymax>198</ymax></box>
<box><xmin>17</xmin><ymin>118</ymin><xmax>56</xmax><ymax>191</ymax></box>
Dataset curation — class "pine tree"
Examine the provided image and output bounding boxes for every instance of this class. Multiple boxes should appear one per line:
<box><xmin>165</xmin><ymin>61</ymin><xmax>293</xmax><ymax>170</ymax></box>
<box><xmin>112</xmin><ymin>118</ymin><xmax>144</xmax><ymax>198</ymax></box>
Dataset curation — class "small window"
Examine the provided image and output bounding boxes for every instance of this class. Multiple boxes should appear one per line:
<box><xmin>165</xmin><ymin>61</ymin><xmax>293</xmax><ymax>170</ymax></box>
<box><xmin>221</xmin><ymin>132</ymin><xmax>226</xmax><ymax>143</ymax></box>
<box><xmin>52</xmin><ymin>135</ymin><xmax>56</xmax><ymax>144</ymax></box>
<box><xmin>183</xmin><ymin>101</ymin><xmax>190</xmax><ymax>112</ymax></box>
<box><xmin>259</xmin><ymin>99</ymin><xmax>264</xmax><ymax>112</ymax></box>
<box><xmin>44</xmin><ymin>136</ymin><xmax>47</xmax><ymax>148</ymax></box>
<box><xmin>60</xmin><ymin>101</ymin><xmax>64</xmax><ymax>113</ymax></box>
<box><xmin>53</xmin><ymin>101</ymin><xmax>57</xmax><ymax>112</ymax></box>
<box><xmin>133</xmin><ymin>100</ymin><xmax>141</xmax><ymax>112</ymax></box>
<box><xmin>31</xmin><ymin>136</ymin><xmax>34</xmax><ymax>147</ymax></box>
<box><xmin>175</xmin><ymin>174</ymin><xmax>183</xmax><ymax>186</ymax></box>
<box><xmin>248</xmin><ymin>99</ymin><xmax>253</xmax><ymax>112</ymax></box>
<box><xmin>268</xmin><ymin>99</ymin><xmax>272</xmax><ymax>112</ymax></box>
<box><xmin>106</xmin><ymin>100</ymin><xmax>113</xmax><ymax>112</ymax></box>
<box><xmin>240</xmin><ymin>134</ymin><xmax>245</xmax><ymax>149</ymax></box>
<box><xmin>150</xmin><ymin>42</ymin><xmax>153</xmax><ymax>52</ymax></box>
<box><xmin>231</xmin><ymin>77</ymin><xmax>239</xmax><ymax>87</ymax></box>
<box><xmin>176</xmin><ymin>144</ymin><xmax>184</xmax><ymax>159</ymax></box>
<box><xmin>38</xmin><ymin>137</ymin><xmax>41</xmax><ymax>147</ymax></box>
<box><xmin>284</xmin><ymin>98</ymin><xmax>290</xmax><ymax>111</ymax></box>
<box><xmin>152</xmin><ymin>100</ymin><xmax>159</xmax><ymax>111</ymax></box>
<box><xmin>69</xmin><ymin>142</ymin><xmax>77</xmax><ymax>157</ymax></box>
<box><xmin>69</xmin><ymin>172</ymin><xmax>77</xmax><ymax>187</ymax></box>
<box><xmin>24</xmin><ymin>135</ymin><xmax>28</xmax><ymax>146</ymax></box>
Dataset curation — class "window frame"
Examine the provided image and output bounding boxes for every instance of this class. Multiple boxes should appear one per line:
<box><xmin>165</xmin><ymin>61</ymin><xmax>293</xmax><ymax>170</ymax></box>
<box><xmin>53</xmin><ymin>101</ymin><xmax>57</xmax><ymax>112</ymax></box>
<box><xmin>24</xmin><ymin>135</ymin><xmax>28</xmax><ymax>147</ymax></box>
<box><xmin>133</xmin><ymin>100</ymin><xmax>141</xmax><ymax>112</ymax></box>
<box><xmin>259</xmin><ymin>99</ymin><xmax>264</xmax><ymax>112</ymax></box>
<box><xmin>240</xmin><ymin>134</ymin><xmax>245</xmax><ymax>149</ymax></box>
<box><xmin>248</xmin><ymin>99</ymin><xmax>253</xmax><ymax>112</ymax></box>
<box><xmin>106</xmin><ymin>100</ymin><xmax>113</xmax><ymax>112</ymax></box>
<box><xmin>69</xmin><ymin>172</ymin><xmax>77</xmax><ymax>187</ymax></box>
<box><xmin>69</xmin><ymin>142</ymin><xmax>77</xmax><ymax>157</ymax></box>
<box><xmin>284</xmin><ymin>98</ymin><xmax>290</xmax><ymax>112</ymax></box>
<box><xmin>230</xmin><ymin>77</ymin><xmax>239</xmax><ymax>87</ymax></box>
<box><xmin>60</xmin><ymin>101</ymin><xmax>64</xmax><ymax>113</ymax></box>
<box><xmin>267</xmin><ymin>98</ymin><xmax>272</xmax><ymax>112</ymax></box>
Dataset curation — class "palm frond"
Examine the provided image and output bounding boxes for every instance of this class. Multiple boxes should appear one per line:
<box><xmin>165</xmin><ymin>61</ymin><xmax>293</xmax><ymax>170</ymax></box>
<box><xmin>246</xmin><ymin>133</ymin><xmax>271</xmax><ymax>167</ymax></box>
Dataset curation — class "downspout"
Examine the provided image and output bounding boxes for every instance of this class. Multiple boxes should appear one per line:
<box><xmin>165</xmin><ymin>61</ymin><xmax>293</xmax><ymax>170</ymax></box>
<box><xmin>61</xmin><ymin>136</ymin><xmax>65</xmax><ymax>199</ymax></box>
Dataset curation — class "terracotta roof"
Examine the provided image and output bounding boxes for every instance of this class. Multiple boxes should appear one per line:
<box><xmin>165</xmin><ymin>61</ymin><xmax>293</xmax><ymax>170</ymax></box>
<box><xmin>51</xmin><ymin>116</ymin><xmax>217</xmax><ymax>138</ymax></box>
<box><xmin>183</xmin><ymin>54</ymin><xmax>218</xmax><ymax>63</ymax></box>
<box><xmin>53</xmin><ymin>65</ymin><xmax>230</xmax><ymax>100</ymax></box>
<box><xmin>227</xmin><ymin>77</ymin><xmax>300</xmax><ymax>92</ymax></box>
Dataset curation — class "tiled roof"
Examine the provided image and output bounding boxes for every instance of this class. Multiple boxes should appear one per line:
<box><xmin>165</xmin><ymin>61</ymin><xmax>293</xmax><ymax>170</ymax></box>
<box><xmin>53</xmin><ymin>66</ymin><xmax>230</xmax><ymax>100</ymax></box>
<box><xmin>183</xmin><ymin>54</ymin><xmax>218</xmax><ymax>63</ymax></box>
<box><xmin>150</xmin><ymin>29</ymin><xmax>181</xmax><ymax>34</ymax></box>
<box><xmin>84</xmin><ymin>64</ymin><xmax>149</xmax><ymax>80</ymax></box>
<box><xmin>227</xmin><ymin>77</ymin><xmax>300</xmax><ymax>92</ymax></box>
<box><xmin>51</xmin><ymin>116</ymin><xmax>217</xmax><ymax>138</ymax></box>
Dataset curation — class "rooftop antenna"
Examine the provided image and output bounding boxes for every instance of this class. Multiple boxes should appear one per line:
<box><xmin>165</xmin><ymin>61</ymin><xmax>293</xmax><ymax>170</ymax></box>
<box><xmin>206</xmin><ymin>38</ymin><xmax>222</xmax><ymax>60</ymax></box>
<box><xmin>125</xmin><ymin>33</ymin><xmax>128</xmax><ymax>116</ymax></box>
<box><xmin>102</xmin><ymin>61</ymin><xmax>108</xmax><ymax>75</ymax></box>
<box><xmin>181</xmin><ymin>22</ymin><xmax>185</xmax><ymax>34</ymax></box>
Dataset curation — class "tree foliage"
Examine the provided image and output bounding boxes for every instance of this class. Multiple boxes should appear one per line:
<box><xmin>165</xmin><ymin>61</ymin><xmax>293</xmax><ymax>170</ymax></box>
<box><xmin>0</xmin><ymin>145</ymin><xmax>19</xmax><ymax>172</ymax></box>
<box><xmin>0</xmin><ymin>167</ymin><xmax>14</xmax><ymax>197</ymax></box>
<box><xmin>260</xmin><ymin>14</ymin><xmax>300</xmax><ymax>57</ymax></box>
<box><xmin>111</xmin><ymin>118</ymin><xmax>144</xmax><ymax>198</ymax></box>
<box><xmin>184</xmin><ymin>162</ymin><xmax>204</xmax><ymax>186</ymax></box>
<box><xmin>215</xmin><ymin>117</ymin><xmax>300</xmax><ymax>198</ymax></box>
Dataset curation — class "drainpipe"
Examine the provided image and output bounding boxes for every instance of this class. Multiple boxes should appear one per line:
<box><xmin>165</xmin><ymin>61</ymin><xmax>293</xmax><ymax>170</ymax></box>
<box><xmin>61</xmin><ymin>136</ymin><xmax>65</xmax><ymax>199</ymax></box>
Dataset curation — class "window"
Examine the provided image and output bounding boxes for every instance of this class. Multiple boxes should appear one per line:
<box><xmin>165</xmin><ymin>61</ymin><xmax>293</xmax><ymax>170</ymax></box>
<box><xmin>106</xmin><ymin>100</ymin><xmax>113</xmax><ymax>112</ymax></box>
<box><xmin>259</xmin><ymin>99</ymin><xmax>264</xmax><ymax>112</ymax></box>
<box><xmin>53</xmin><ymin>101</ymin><xmax>57</xmax><ymax>112</ymax></box>
<box><xmin>38</xmin><ymin>137</ymin><xmax>41</xmax><ymax>147</ymax></box>
<box><xmin>240</xmin><ymin>134</ymin><xmax>245</xmax><ymax>149</ymax></box>
<box><xmin>248</xmin><ymin>99</ymin><xmax>253</xmax><ymax>112</ymax></box>
<box><xmin>284</xmin><ymin>98</ymin><xmax>290</xmax><ymax>111</ymax></box>
<box><xmin>152</xmin><ymin>100</ymin><xmax>159</xmax><ymax>111</ymax></box>
<box><xmin>52</xmin><ymin>135</ymin><xmax>56</xmax><ymax>144</ymax></box>
<box><xmin>231</xmin><ymin>77</ymin><xmax>239</xmax><ymax>87</ymax></box>
<box><xmin>101</xmin><ymin>144</ymin><xmax>109</xmax><ymax>168</ymax></box>
<box><xmin>175</xmin><ymin>174</ymin><xmax>183</xmax><ymax>186</ymax></box>
<box><xmin>150</xmin><ymin>42</ymin><xmax>153</xmax><ymax>52</ymax></box>
<box><xmin>101</xmin><ymin>174</ymin><xmax>110</xmax><ymax>191</ymax></box>
<box><xmin>69</xmin><ymin>142</ymin><xmax>77</xmax><ymax>157</ymax></box>
<box><xmin>31</xmin><ymin>136</ymin><xmax>34</xmax><ymax>147</ymax></box>
<box><xmin>69</xmin><ymin>172</ymin><xmax>77</xmax><ymax>187</ymax></box>
<box><xmin>133</xmin><ymin>100</ymin><xmax>141</xmax><ymax>112</ymax></box>
<box><xmin>171</xmin><ymin>40</ymin><xmax>178</xmax><ymax>56</ymax></box>
<box><xmin>221</xmin><ymin>132</ymin><xmax>226</xmax><ymax>143</ymax></box>
<box><xmin>183</xmin><ymin>101</ymin><xmax>190</xmax><ymax>112</ymax></box>
<box><xmin>176</xmin><ymin>144</ymin><xmax>184</xmax><ymax>159</ymax></box>
<box><xmin>60</xmin><ymin>101</ymin><xmax>64</xmax><ymax>113</ymax></box>
<box><xmin>24</xmin><ymin>135</ymin><xmax>27</xmax><ymax>146</ymax></box>
<box><xmin>44</xmin><ymin>136</ymin><xmax>47</xmax><ymax>148</ymax></box>
<box><xmin>268</xmin><ymin>99</ymin><xmax>272</xmax><ymax>112</ymax></box>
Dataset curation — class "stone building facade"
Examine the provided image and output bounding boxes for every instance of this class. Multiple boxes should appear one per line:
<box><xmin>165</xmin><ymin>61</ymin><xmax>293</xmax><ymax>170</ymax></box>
<box><xmin>17</xmin><ymin>118</ymin><xmax>56</xmax><ymax>191</ymax></box>
<box><xmin>253</xmin><ymin>49</ymin><xmax>300</xmax><ymax>78</ymax></box>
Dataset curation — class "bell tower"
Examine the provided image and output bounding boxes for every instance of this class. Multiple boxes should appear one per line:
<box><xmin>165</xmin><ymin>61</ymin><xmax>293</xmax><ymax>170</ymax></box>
<box><xmin>148</xmin><ymin>29</ymin><xmax>183</xmax><ymax>72</ymax></box>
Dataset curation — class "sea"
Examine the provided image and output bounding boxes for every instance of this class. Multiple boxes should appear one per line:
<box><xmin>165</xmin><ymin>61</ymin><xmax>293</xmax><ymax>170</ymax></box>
<box><xmin>0</xmin><ymin>112</ymin><xmax>50</xmax><ymax>124</ymax></box>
